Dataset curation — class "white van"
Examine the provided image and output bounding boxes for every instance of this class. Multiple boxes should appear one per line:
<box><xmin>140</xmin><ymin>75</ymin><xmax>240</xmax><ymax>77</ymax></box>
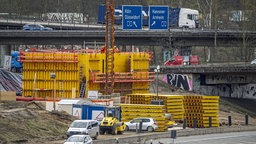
<box><xmin>67</xmin><ymin>120</ymin><xmax>99</xmax><ymax>139</ymax></box>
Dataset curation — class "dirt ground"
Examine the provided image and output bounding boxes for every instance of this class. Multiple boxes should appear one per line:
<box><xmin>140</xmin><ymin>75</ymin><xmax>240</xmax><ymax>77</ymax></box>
<box><xmin>0</xmin><ymin>101</ymin><xmax>76</xmax><ymax>144</ymax></box>
<box><xmin>0</xmin><ymin>84</ymin><xmax>256</xmax><ymax>144</ymax></box>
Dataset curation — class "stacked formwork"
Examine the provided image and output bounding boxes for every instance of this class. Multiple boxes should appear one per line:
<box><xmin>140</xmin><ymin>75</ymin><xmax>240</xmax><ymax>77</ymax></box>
<box><xmin>183</xmin><ymin>96</ymin><xmax>219</xmax><ymax>128</ymax></box>
<box><xmin>125</xmin><ymin>94</ymin><xmax>153</xmax><ymax>104</ymax></box>
<box><xmin>162</xmin><ymin>95</ymin><xmax>184</xmax><ymax>121</ymax></box>
<box><xmin>21</xmin><ymin>52</ymin><xmax>80</xmax><ymax>98</ymax></box>
<box><xmin>120</xmin><ymin>104</ymin><xmax>168</xmax><ymax>132</ymax></box>
<box><xmin>125</xmin><ymin>94</ymin><xmax>184</xmax><ymax>121</ymax></box>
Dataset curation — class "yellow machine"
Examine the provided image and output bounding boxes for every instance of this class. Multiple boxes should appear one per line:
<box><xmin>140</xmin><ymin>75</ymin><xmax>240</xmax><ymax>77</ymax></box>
<box><xmin>165</xmin><ymin>113</ymin><xmax>176</xmax><ymax>128</ymax></box>
<box><xmin>99</xmin><ymin>106</ymin><xmax>126</xmax><ymax>135</ymax></box>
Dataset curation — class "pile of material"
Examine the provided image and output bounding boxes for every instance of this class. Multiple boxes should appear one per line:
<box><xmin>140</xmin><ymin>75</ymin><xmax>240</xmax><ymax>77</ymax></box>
<box><xmin>0</xmin><ymin>69</ymin><xmax>22</xmax><ymax>94</ymax></box>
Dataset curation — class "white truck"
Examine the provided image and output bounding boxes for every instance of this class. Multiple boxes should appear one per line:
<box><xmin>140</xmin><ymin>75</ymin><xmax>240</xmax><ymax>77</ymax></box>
<box><xmin>169</xmin><ymin>8</ymin><xmax>200</xmax><ymax>29</ymax></box>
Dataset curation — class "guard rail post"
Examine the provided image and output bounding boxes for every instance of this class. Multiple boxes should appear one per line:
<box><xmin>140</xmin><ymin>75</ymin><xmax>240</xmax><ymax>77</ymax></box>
<box><xmin>209</xmin><ymin>116</ymin><xmax>212</xmax><ymax>128</ymax></box>
<box><xmin>183</xmin><ymin>118</ymin><xmax>187</xmax><ymax>129</ymax></box>
<box><xmin>193</xmin><ymin>117</ymin><xmax>197</xmax><ymax>128</ymax></box>
<box><xmin>245</xmin><ymin>114</ymin><xmax>248</xmax><ymax>125</ymax></box>
<box><xmin>228</xmin><ymin>116</ymin><xmax>232</xmax><ymax>126</ymax></box>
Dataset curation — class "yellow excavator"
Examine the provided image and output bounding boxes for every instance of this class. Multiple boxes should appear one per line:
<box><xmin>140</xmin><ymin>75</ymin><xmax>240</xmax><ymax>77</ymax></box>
<box><xmin>99</xmin><ymin>106</ymin><xmax>126</xmax><ymax>135</ymax></box>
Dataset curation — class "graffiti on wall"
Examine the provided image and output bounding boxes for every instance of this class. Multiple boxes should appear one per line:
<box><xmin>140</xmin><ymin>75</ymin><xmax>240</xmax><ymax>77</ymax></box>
<box><xmin>206</xmin><ymin>74</ymin><xmax>248</xmax><ymax>84</ymax></box>
<box><xmin>42</xmin><ymin>13</ymin><xmax>84</xmax><ymax>23</ymax></box>
<box><xmin>197</xmin><ymin>84</ymin><xmax>256</xmax><ymax>99</ymax></box>
<box><xmin>164</xmin><ymin>74</ymin><xmax>192</xmax><ymax>91</ymax></box>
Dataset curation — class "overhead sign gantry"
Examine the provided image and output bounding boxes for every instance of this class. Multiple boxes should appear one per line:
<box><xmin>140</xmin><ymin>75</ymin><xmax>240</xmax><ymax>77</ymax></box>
<box><xmin>149</xmin><ymin>6</ymin><xmax>169</xmax><ymax>30</ymax></box>
<box><xmin>122</xmin><ymin>5</ymin><xmax>142</xmax><ymax>30</ymax></box>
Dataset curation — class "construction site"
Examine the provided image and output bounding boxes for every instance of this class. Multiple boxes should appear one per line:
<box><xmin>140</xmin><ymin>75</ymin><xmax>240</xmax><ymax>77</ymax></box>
<box><xmin>1</xmin><ymin>1</ymin><xmax>256</xmax><ymax>144</ymax></box>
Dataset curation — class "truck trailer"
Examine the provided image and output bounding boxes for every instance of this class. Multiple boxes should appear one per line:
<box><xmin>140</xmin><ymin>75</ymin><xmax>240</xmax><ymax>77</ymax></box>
<box><xmin>97</xmin><ymin>5</ymin><xmax>199</xmax><ymax>29</ymax></box>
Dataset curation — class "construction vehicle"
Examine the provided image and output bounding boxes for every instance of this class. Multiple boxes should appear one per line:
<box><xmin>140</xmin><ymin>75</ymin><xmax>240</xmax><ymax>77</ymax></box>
<box><xmin>99</xmin><ymin>106</ymin><xmax>126</xmax><ymax>135</ymax></box>
<box><xmin>165</xmin><ymin>113</ymin><xmax>176</xmax><ymax>128</ymax></box>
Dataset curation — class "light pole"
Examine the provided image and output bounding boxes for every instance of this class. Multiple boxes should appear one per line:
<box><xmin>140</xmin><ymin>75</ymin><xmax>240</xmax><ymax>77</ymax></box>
<box><xmin>154</xmin><ymin>65</ymin><xmax>160</xmax><ymax>100</ymax></box>
<box><xmin>50</xmin><ymin>73</ymin><xmax>56</xmax><ymax>111</ymax></box>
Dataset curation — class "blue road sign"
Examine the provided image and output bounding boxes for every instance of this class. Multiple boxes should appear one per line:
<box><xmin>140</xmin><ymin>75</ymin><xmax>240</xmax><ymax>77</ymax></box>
<box><xmin>122</xmin><ymin>5</ymin><xmax>142</xmax><ymax>30</ymax></box>
<box><xmin>149</xmin><ymin>6</ymin><xmax>169</xmax><ymax>30</ymax></box>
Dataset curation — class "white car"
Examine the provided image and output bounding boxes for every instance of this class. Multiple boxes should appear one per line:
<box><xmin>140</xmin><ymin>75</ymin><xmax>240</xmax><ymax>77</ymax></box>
<box><xmin>251</xmin><ymin>59</ymin><xmax>256</xmax><ymax>64</ymax></box>
<box><xmin>125</xmin><ymin>117</ymin><xmax>158</xmax><ymax>132</ymax></box>
<box><xmin>67</xmin><ymin>120</ymin><xmax>99</xmax><ymax>139</ymax></box>
<box><xmin>64</xmin><ymin>135</ymin><xmax>93</xmax><ymax>144</ymax></box>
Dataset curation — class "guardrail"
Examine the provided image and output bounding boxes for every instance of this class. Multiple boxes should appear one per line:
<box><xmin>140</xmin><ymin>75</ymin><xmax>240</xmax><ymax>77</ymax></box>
<box><xmin>94</xmin><ymin>125</ymin><xmax>256</xmax><ymax>144</ymax></box>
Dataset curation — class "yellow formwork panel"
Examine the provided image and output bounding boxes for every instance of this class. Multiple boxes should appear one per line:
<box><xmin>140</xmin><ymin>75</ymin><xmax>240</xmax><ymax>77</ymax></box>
<box><xmin>79</xmin><ymin>53</ymin><xmax>104</xmax><ymax>97</ymax></box>
<box><xmin>201</xmin><ymin>96</ymin><xmax>220</xmax><ymax>99</ymax></box>
<box><xmin>114</xmin><ymin>53</ymin><xmax>130</xmax><ymax>72</ymax></box>
<box><xmin>166</xmin><ymin>103</ymin><xmax>183</xmax><ymax>106</ymax></box>
<box><xmin>122</xmin><ymin>109</ymin><xmax>163</xmax><ymax>113</ymax></box>
<box><xmin>120</xmin><ymin>104</ymin><xmax>165</xmax><ymax>109</ymax></box>
<box><xmin>123</xmin><ymin>113</ymin><xmax>164</xmax><ymax>117</ymax></box>
<box><xmin>22</xmin><ymin>52</ymin><xmax>80</xmax><ymax>98</ymax></box>
<box><xmin>130</xmin><ymin>53</ymin><xmax>149</xmax><ymax>72</ymax></box>
<box><xmin>132</xmin><ymin>82</ymin><xmax>149</xmax><ymax>94</ymax></box>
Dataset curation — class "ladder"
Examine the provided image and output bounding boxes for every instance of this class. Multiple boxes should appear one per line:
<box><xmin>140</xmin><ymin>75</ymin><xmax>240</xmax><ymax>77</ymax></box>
<box><xmin>59</xmin><ymin>81</ymin><xmax>64</xmax><ymax>98</ymax></box>
<box><xmin>79</xmin><ymin>82</ymin><xmax>86</xmax><ymax>98</ymax></box>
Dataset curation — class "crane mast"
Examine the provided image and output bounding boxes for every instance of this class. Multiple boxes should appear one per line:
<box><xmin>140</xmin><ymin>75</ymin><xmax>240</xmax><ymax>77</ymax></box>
<box><xmin>105</xmin><ymin>0</ymin><xmax>115</xmax><ymax>95</ymax></box>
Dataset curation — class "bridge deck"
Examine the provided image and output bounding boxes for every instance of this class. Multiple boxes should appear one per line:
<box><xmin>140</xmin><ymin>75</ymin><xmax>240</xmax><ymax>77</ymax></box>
<box><xmin>150</xmin><ymin>63</ymin><xmax>256</xmax><ymax>74</ymax></box>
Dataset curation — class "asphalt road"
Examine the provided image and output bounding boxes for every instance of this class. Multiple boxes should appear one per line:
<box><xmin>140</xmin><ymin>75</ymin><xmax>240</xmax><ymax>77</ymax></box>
<box><xmin>148</xmin><ymin>131</ymin><xmax>256</xmax><ymax>144</ymax></box>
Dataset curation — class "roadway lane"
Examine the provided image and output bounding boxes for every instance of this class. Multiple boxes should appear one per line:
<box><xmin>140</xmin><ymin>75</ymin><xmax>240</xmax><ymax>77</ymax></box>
<box><xmin>148</xmin><ymin>131</ymin><xmax>256</xmax><ymax>144</ymax></box>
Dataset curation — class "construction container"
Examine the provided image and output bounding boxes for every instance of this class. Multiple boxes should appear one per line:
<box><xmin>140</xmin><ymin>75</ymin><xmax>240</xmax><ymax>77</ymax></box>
<box><xmin>91</xmin><ymin>99</ymin><xmax>113</xmax><ymax>106</ymax></box>
<box><xmin>72</xmin><ymin>104</ymin><xmax>105</xmax><ymax>121</ymax></box>
<box><xmin>45</xmin><ymin>99</ymin><xmax>92</xmax><ymax>112</ymax></box>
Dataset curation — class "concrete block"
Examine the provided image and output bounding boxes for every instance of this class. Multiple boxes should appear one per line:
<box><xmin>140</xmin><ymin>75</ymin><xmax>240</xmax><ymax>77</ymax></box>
<box><xmin>0</xmin><ymin>91</ymin><xmax>16</xmax><ymax>101</ymax></box>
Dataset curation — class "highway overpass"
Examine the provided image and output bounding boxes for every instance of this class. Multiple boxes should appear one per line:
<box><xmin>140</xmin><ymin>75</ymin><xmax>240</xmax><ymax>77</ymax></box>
<box><xmin>0</xmin><ymin>29</ymin><xmax>255</xmax><ymax>47</ymax></box>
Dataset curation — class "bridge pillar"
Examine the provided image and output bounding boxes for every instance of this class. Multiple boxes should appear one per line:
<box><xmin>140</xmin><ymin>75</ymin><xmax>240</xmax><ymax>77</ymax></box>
<box><xmin>0</xmin><ymin>45</ymin><xmax>12</xmax><ymax>67</ymax></box>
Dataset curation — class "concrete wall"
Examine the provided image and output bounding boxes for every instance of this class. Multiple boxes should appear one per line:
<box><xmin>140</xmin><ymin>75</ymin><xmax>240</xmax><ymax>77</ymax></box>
<box><xmin>197</xmin><ymin>84</ymin><xmax>256</xmax><ymax>99</ymax></box>
<box><xmin>162</xmin><ymin>73</ymin><xmax>256</xmax><ymax>99</ymax></box>
<box><xmin>192</xmin><ymin>73</ymin><xmax>256</xmax><ymax>99</ymax></box>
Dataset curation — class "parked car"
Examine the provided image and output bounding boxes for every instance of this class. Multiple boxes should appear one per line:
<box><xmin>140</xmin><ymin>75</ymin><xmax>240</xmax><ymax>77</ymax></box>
<box><xmin>64</xmin><ymin>135</ymin><xmax>93</xmax><ymax>144</ymax></box>
<box><xmin>67</xmin><ymin>120</ymin><xmax>99</xmax><ymax>139</ymax></box>
<box><xmin>251</xmin><ymin>59</ymin><xmax>256</xmax><ymax>64</ymax></box>
<box><xmin>124</xmin><ymin>117</ymin><xmax>158</xmax><ymax>132</ymax></box>
<box><xmin>22</xmin><ymin>24</ymin><xmax>53</xmax><ymax>30</ymax></box>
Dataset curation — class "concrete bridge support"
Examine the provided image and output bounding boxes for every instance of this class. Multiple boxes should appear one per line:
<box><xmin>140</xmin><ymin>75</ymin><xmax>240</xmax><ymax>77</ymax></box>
<box><xmin>0</xmin><ymin>45</ymin><xmax>12</xmax><ymax>67</ymax></box>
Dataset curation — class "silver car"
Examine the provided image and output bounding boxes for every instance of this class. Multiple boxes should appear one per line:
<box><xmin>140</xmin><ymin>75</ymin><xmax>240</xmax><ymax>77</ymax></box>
<box><xmin>251</xmin><ymin>59</ymin><xmax>256</xmax><ymax>64</ymax></box>
<box><xmin>64</xmin><ymin>135</ymin><xmax>93</xmax><ymax>144</ymax></box>
<box><xmin>125</xmin><ymin>117</ymin><xmax>158</xmax><ymax>132</ymax></box>
<box><xmin>67</xmin><ymin>120</ymin><xmax>99</xmax><ymax>139</ymax></box>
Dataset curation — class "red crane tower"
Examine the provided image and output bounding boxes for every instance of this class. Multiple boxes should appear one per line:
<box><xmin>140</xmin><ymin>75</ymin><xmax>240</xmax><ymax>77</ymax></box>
<box><xmin>104</xmin><ymin>0</ymin><xmax>115</xmax><ymax>95</ymax></box>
